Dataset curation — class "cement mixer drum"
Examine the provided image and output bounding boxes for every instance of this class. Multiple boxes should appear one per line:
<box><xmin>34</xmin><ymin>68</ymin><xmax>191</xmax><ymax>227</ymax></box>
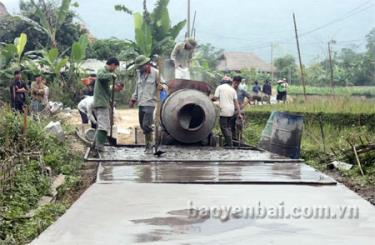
<box><xmin>161</xmin><ymin>89</ymin><xmax>217</xmax><ymax>144</ymax></box>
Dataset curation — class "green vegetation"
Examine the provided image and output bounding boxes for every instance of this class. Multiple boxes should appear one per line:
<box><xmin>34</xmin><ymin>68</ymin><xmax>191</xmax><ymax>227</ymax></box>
<box><xmin>86</xmin><ymin>39</ymin><xmax>133</xmax><ymax>61</ymax></box>
<box><xmin>248</xmin><ymin>96</ymin><xmax>375</xmax><ymax>114</ymax></box>
<box><xmin>0</xmin><ymin>107</ymin><xmax>82</xmax><ymax>244</ymax></box>
<box><xmin>287</xmin><ymin>85</ymin><xmax>375</xmax><ymax>97</ymax></box>
<box><xmin>115</xmin><ymin>0</ymin><xmax>186</xmax><ymax>57</ymax></box>
<box><xmin>0</xmin><ymin>0</ymin><xmax>85</xmax><ymax>53</ymax></box>
<box><xmin>273</xmin><ymin>28</ymin><xmax>375</xmax><ymax>86</ymax></box>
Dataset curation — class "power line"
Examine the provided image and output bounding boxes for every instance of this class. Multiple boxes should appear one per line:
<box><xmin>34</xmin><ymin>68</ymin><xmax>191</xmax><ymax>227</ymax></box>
<box><xmin>198</xmin><ymin>29</ymin><xmax>292</xmax><ymax>43</ymax></box>
<box><xmin>299</xmin><ymin>1</ymin><xmax>374</xmax><ymax>37</ymax></box>
<box><xmin>197</xmin><ymin>1</ymin><xmax>373</xmax><ymax>51</ymax></box>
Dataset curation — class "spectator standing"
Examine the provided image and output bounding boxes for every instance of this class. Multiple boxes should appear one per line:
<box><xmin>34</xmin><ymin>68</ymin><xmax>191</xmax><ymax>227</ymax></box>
<box><xmin>10</xmin><ymin>70</ymin><xmax>27</xmax><ymax>113</ymax></box>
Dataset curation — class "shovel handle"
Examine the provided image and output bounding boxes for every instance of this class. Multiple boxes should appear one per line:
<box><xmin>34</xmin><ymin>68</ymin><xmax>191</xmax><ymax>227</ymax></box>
<box><xmin>110</xmin><ymin>76</ymin><xmax>116</xmax><ymax>139</ymax></box>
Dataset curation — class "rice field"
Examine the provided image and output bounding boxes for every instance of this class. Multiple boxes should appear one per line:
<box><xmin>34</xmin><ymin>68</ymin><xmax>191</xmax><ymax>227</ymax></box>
<box><xmin>287</xmin><ymin>85</ymin><xmax>375</xmax><ymax>97</ymax></box>
<box><xmin>248</xmin><ymin>95</ymin><xmax>375</xmax><ymax>114</ymax></box>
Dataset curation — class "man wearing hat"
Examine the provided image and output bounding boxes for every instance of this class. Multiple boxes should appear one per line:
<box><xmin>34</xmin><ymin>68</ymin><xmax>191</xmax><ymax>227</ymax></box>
<box><xmin>170</xmin><ymin>38</ymin><xmax>197</xmax><ymax>79</ymax></box>
<box><xmin>130</xmin><ymin>55</ymin><xmax>165</xmax><ymax>154</ymax></box>
<box><xmin>92</xmin><ymin>58</ymin><xmax>124</xmax><ymax>153</ymax></box>
<box><xmin>276</xmin><ymin>78</ymin><xmax>288</xmax><ymax>103</ymax></box>
<box><xmin>212</xmin><ymin>76</ymin><xmax>243</xmax><ymax>147</ymax></box>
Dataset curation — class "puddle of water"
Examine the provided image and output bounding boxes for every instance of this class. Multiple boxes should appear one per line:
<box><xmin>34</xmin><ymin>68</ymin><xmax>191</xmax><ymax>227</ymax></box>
<box><xmin>131</xmin><ymin>209</ymin><xmax>304</xmax><ymax>243</ymax></box>
<box><xmin>99</xmin><ymin>162</ymin><xmax>334</xmax><ymax>184</ymax></box>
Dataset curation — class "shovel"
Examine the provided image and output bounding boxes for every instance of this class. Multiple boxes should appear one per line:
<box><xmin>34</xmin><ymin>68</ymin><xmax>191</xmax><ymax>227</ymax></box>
<box><xmin>154</xmin><ymin>59</ymin><xmax>162</xmax><ymax>153</ymax></box>
<box><xmin>108</xmin><ymin>76</ymin><xmax>117</xmax><ymax>146</ymax></box>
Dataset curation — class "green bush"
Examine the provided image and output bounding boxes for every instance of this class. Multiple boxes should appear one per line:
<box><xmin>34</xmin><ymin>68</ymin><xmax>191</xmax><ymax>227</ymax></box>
<box><xmin>0</xmin><ymin>106</ymin><xmax>82</xmax><ymax>244</ymax></box>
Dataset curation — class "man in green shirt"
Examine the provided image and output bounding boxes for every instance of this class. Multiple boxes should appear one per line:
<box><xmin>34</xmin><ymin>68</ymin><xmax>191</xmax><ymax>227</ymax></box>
<box><xmin>92</xmin><ymin>58</ymin><xmax>124</xmax><ymax>152</ymax></box>
<box><xmin>276</xmin><ymin>78</ymin><xmax>288</xmax><ymax>103</ymax></box>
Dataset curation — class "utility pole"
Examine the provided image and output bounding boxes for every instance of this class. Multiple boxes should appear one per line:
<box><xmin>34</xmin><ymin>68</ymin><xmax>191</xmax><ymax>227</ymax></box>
<box><xmin>191</xmin><ymin>10</ymin><xmax>197</xmax><ymax>38</ymax></box>
<box><xmin>187</xmin><ymin>0</ymin><xmax>191</xmax><ymax>38</ymax></box>
<box><xmin>271</xmin><ymin>43</ymin><xmax>274</xmax><ymax>82</ymax></box>
<box><xmin>293</xmin><ymin>13</ymin><xmax>307</xmax><ymax>101</ymax></box>
<box><xmin>328</xmin><ymin>41</ymin><xmax>335</xmax><ymax>94</ymax></box>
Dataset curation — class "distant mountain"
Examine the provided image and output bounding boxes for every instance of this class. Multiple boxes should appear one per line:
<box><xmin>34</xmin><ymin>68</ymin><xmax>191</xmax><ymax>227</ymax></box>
<box><xmin>0</xmin><ymin>2</ymin><xmax>9</xmax><ymax>18</ymax></box>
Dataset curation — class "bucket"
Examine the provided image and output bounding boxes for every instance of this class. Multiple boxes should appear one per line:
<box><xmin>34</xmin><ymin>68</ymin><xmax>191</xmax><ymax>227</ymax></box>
<box><xmin>258</xmin><ymin>112</ymin><xmax>304</xmax><ymax>159</ymax></box>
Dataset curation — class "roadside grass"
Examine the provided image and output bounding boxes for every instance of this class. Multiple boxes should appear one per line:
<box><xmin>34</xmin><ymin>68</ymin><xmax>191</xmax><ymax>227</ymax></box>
<box><xmin>0</xmin><ymin>107</ymin><xmax>83</xmax><ymax>244</ymax></box>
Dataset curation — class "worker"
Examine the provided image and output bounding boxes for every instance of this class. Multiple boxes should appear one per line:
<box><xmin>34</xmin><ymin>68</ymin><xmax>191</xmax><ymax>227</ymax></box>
<box><xmin>150</xmin><ymin>54</ymin><xmax>159</xmax><ymax>68</ymax></box>
<box><xmin>212</xmin><ymin>76</ymin><xmax>242</xmax><ymax>147</ymax></box>
<box><xmin>92</xmin><ymin>58</ymin><xmax>124</xmax><ymax>153</ymax></box>
<box><xmin>252</xmin><ymin>80</ymin><xmax>262</xmax><ymax>105</ymax></box>
<box><xmin>41</xmin><ymin>77</ymin><xmax>50</xmax><ymax>113</ymax></box>
<box><xmin>130</xmin><ymin>55</ymin><xmax>165</xmax><ymax>154</ymax></box>
<box><xmin>170</xmin><ymin>38</ymin><xmax>197</xmax><ymax>80</ymax></box>
<box><xmin>30</xmin><ymin>74</ymin><xmax>46</xmax><ymax>114</ymax></box>
<box><xmin>262</xmin><ymin>79</ymin><xmax>272</xmax><ymax>104</ymax></box>
<box><xmin>231</xmin><ymin>76</ymin><xmax>251</xmax><ymax>142</ymax></box>
<box><xmin>83</xmin><ymin>74</ymin><xmax>97</xmax><ymax>97</ymax></box>
<box><xmin>78</xmin><ymin>96</ymin><xmax>97</xmax><ymax>132</ymax></box>
<box><xmin>276</xmin><ymin>78</ymin><xmax>288</xmax><ymax>103</ymax></box>
<box><xmin>10</xmin><ymin>70</ymin><xmax>27</xmax><ymax>113</ymax></box>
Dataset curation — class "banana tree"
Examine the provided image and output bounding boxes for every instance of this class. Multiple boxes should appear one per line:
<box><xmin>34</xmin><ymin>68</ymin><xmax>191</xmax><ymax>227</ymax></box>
<box><xmin>134</xmin><ymin>12</ymin><xmax>153</xmax><ymax>57</ymax></box>
<box><xmin>0</xmin><ymin>33</ymin><xmax>29</xmax><ymax>102</ymax></box>
<box><xmin>115</xmin><ymin>0</ymin><xmax>186</xmax><ymax>57</ymax></box>
<box><xmin>65</xmin><ymin>34</ymin><xmax>89</xmax><ymax>84</ymax></box>
<box><xmin>15</xmin><ymin>0</ymin><xmax>76</xmax><ymax>49</ymax></box>
<box><xmin>0</xmin><ymin>33</ymin><xmax>28</xmax><ymax>80</ymax></box>
<box><xmin>31</xmin><ymin>48</ymin><xmax>68</xmax><ymax>82</ymax></box>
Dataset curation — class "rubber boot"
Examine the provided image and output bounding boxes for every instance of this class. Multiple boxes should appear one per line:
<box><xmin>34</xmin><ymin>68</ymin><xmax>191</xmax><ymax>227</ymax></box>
<box><xmin>144</xmin><ymin>133</ymin><xmax>153</xmax><ymax>154</ymax></box>
<box><xmin>94</xmin><ymin>130</ymin><xmax>107</xmax><ymax>152</ymax></box>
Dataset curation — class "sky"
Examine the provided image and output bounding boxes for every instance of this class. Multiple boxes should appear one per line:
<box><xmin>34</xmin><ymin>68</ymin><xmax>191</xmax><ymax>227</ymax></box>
<box><xmin>1</xmin><ymin>0</ymin><xmax>375</xmax><ymax>63</ymax></box>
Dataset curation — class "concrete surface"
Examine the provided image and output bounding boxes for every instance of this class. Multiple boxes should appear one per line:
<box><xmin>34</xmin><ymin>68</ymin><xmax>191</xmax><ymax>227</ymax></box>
<box><xmin>31</xmin><ymin>182</ymin><xmax>375</xmax><ymax>245</ymax></box>
<box><xmin>31</xmin><ymin>146</ymin><xmax>375</xmax><ymax>244</ymax></box>
<box><xmin>88</xmin><ymin>146</ymin><xmax>288</xmax><ymax>163</ymax></box>
<box><xmin>97</xmin><ymin>162</ymin><xmax>336</xmax><ymax>185</ymax></box>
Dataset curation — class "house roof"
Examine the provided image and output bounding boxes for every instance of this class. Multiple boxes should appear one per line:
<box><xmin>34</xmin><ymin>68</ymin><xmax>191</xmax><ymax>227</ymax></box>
<box><xmin>217</xmin><ymin>51</ymin><xmax>275</xmax><ymax>73</ymax></box>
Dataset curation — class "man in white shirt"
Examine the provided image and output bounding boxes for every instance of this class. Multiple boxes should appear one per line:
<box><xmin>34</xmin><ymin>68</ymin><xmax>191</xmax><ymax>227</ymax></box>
<box><xmin>170</xmin><ymin>38</ymin><xmax>197</xmax><ymax>79</ymax></box>
<box><xmin>78</xmin><ymin>96</ymin><xmax>97</xmax><ymax>129</ymax></box>
<box><xmin>212</xmin><ymin>76</ymin><xmax>243</xmax><ymax>147</ymax></box>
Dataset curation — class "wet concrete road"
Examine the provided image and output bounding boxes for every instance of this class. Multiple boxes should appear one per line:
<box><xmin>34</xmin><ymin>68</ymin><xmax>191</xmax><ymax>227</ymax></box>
<box><xmin>98</xmin><ymin>162</ymin><xmax>336</xmax><ymax>185</ymax></box>
<box><xmin>31</xmin><ymin>183</ymin><xmax>375</xmax><ymax>245</ymax></box>
<box><xmin>31</xmin><ymin>146</ymin><xmax>375</xmax><ymax>244</ymax></box>
<box><xmin>86</xmin><ymin>146</ymin><xmax>288</xmax><ymax>163</ymax></box>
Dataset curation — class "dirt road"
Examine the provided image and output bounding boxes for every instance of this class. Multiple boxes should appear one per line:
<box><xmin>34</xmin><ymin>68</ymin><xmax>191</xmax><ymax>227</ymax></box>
<box><xmin>68</xmin><ymin>109</ymin><xmax>143</xmax><ymax>144</ymax></box>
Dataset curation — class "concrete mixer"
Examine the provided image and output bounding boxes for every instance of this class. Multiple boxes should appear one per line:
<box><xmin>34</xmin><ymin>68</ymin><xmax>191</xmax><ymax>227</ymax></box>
<box><xmin>160</xmin><ymin>79</ymin><xmax>217</xmax><ymax>146</ymax></box>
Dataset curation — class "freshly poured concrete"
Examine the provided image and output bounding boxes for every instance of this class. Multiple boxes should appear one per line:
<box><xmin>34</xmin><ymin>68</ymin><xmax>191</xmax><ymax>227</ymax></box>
<box><xmin>31</xmin><ymin>183</ymin><xmax>375</xmax><ymax>245</ymax></box>
<box><xmin>98</xmin><ymin>162</ymin><xmax>336</xmax><ymax>185</ymax></box>
<box><xmin>31</xmin><ymin>146</ymin><xmax>375</xmax><ymax>244</ymax></box>
<box><xmin>88</xmin><ymin>146</ymin><xmax>285</xmax><ymax>163</ymax></box>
